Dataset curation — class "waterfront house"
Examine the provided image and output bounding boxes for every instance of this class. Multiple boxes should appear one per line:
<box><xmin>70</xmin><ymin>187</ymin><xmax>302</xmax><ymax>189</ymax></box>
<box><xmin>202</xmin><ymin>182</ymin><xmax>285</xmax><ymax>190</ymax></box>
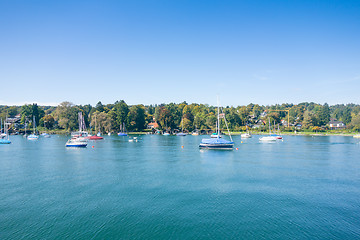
<box><xmin>329</xmin><ymin>119</ymin><xmax>346</xmax><ymax>130</ymax></box>
<box><xmin>147</xmin><ymin>122</ymin><xmax>159</xmax><ymax>129</ymax></box>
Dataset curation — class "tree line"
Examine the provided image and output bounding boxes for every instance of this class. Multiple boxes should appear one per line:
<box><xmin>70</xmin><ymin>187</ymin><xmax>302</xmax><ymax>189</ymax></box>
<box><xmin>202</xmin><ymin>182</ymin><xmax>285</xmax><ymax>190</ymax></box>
<box><xmin>1</xmin><ymin>101</ymin><xmax>360</xmax><ymax>132</ymax></box>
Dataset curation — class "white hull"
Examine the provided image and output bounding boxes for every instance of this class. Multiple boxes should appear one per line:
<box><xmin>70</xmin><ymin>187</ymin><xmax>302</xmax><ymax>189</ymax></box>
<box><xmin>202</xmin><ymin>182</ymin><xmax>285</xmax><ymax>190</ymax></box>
<box><xmin>241</xmin><ymin>133</ymin><xmax>252</xmax><ymax>138</ymax></box>
<box><xmin>259</xmin><ymin>136</ymin><xmax>278</xmax><ymax>141</ymax></box>
<box><xmin>27</xmin><ymin>134</ymin><xmax>39</xmax><ymax>140</ymax></box>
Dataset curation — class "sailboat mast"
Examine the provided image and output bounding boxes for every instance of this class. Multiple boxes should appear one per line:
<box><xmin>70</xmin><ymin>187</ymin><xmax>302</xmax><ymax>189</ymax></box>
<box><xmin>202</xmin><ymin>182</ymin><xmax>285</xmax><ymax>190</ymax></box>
<box><xmin>217</xmin><ymin>98</ymin><xmax>220</xmax><ymax>137</ymax></box>
<box><xmin>33</xmin><ymin>116</ymin><xmax>36</xmax><ymax>134</ymax></box>
<box><xmin>78</xmin><ymin>112</ymin><xmax>81</xmax><ymax>132</ymax></box>
<box><xmin>269</xmin><ymin>118</ymin><xmax>271</xmax><ymax>134</ymax></box>
<box><xmin>6</xmin><ymin>116</ymin><xmax>9</xmax><ymax>140</ymax></box>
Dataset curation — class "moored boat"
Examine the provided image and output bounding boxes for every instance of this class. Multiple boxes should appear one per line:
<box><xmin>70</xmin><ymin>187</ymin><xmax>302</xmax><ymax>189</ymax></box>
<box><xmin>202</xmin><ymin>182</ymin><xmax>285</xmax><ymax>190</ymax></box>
<box><xmin>241</xmin><ymin>133</ymin><xmax>252</xmax><ymax>138</ymax></box>
<box><xmin>27</xmin><ymin>116</ymin><xmax>39</xmax><ymax>140</ymax></box>
<box><xmin>0</xmin><ymin>117</ymin><xmax>11</xmax><ymax>144</ymax></box>
<box><xmin>89</xmin><ymin>135</ymin><xmax>104</xmax><ymax>140</ymax></box>
<box><xmin>27</xmin><ymin>134</ymin><xmax>39</xmax><ymax>140</ymax></box>
<box><xmin>65</xmin><ymin>137</ymin><xmax>88</xmax><ymax>147</ymax></box>
<box><xmin>259</xmin><ymin>136</ymin><xmax>278</xmax><ymax>141</ymax></box>
<box><xmin>176</xmin><ymin>132</ymin><xmax>187</xmax><ymax>136</ymax></box>
<box><xmin>199</xmin><ymin>137</ymin><xmax>234</xmax><ymax>149</ymax></box>
<box><xmin>0</xmin><ymin>138</ymin><xmax>11</xmax><ymax>144</ymax></box>
<box><xmin>259</xmin><ymin>118</ymin><xmax>281</xmax><ymax>142</ymax></box>
<box><xmin>41</xmin><ymin>133</ymin><xmax>51</xmax><ymax>138</ymax></box>
<box><xmin>199</xmin><ymin>98</ymin><xmax>234</xmax><ymax>150</ymax></box>
<box><xmin>118</xmin><ymin>123</ymin><xmax>128</xmax><ymax>136</ymax></box>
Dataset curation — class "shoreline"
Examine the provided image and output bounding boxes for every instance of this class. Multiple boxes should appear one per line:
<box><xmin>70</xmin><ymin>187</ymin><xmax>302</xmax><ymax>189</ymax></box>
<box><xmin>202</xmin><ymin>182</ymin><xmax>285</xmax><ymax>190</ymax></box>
<box><xmin>10</xmin><ymin>130</ymin><xmax>359</xmax><ymax>137</ymax></box>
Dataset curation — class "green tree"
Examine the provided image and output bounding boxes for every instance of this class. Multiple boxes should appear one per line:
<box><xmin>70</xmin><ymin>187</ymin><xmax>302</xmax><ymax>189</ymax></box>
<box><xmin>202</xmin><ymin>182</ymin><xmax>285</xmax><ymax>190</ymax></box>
<box><xmin>41</xmin><ymin>115</ymin><xmax>55</xmax><ymax>129</ymax></box>
<box><xmin>113</xmin><ymin>100</ymin><xmax>129</xmax><ymax>131</ymax></box>
<box><xmin>302</xmin><ymin>110</ymin><xmax>314</xmax><ymax>129</ymax></box>
<box><xmin>91</xmin><ymin>111</ymin><xmax>112</xmax><ymax>133</ymax></box>
<box><xmin>157</xmin><ymin>106</ymin><xmax>173</xmax><ymax>130</ymax></box>
<box><xmin>127</xmin><ymin>105</ymin><xmax>146</xmax><ymax>132</ymax></box>
<box><xmin>20</xmin><ymin>103</ymin><xmax>44</xmax><ymax>127</ymax></box>
<box><xmin>348</xmin><ymin>113</ymin><xmax>360</xmax><ymax>131</ymax></box>
<box><xmin>53</xmin><ymin>102</ymin><xmax>80</xmax><ymax>131</ymax></box>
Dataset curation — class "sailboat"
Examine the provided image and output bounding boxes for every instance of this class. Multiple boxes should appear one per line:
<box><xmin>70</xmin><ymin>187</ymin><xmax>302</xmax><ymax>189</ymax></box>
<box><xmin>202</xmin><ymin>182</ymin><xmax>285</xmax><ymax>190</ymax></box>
<box><xmin>241</xmin><ymin>126</ymin><xmax>252</xmax><ymax>138</ymax></box>
<box><xmin>118</xmin><ymin>123</ymin><xmax>128</xmax><ymax>136</ymax></box>
<box><xmin>259</xmin><ymin>118</ymin><xmax>277</xmax><ymax>142</ymax></box>
<box><xmin>41</xmin><ymin>119</ymin><xmax>51</xmax><ymax>138</ymax></box>
<box><xmin>199</xmin><ymin>99</ymin><xmax>234</xmax><ymax>149</ymax></box>
<box><xmin>66</xmin><ymin>112</ymin><xmax>88</xmax><ymax>147</ymax></box>
<box><xmin>176</xmin><ymin>118</ymin><xmax>187</xmax><ymax>136</ymax></box>
<box><xmin>0</xmin><ymin>117</ymin><xmax>11</xmax><ymax>144</ymax></box>
<box><xmin>0</xmin><ymin>119</ymin><xmax>7</xmax><ymax>138</ymax></box>
<box><xmin>210</xmin><ymin>120</ymin><xmax>221</xmax><ymax>138</ymax></box>
<box><xmin>89</xmin><ymin>115</ymin><xmax>103</xmax><ymax>140</ymax></box>
<box><xmin>270</xmin><ymin>124</ymin><xmax>283</xmax><ymax>139</ymax></box>
<box><xmin>71</xmin><ymin>112</ymin><xmax>89</xmax><ymax>138</ymax></box>
<box><xmin>27</xmin><ymin>116</ymin><xmax>39</xmax><ymax>140</ymax></box>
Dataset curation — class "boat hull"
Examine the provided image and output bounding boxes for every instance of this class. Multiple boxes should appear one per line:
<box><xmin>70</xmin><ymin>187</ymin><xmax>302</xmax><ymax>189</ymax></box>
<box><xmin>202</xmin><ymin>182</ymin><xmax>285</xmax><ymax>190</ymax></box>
<box><xmin>65</xmin><ymin>144</ymin><xmax>87</xmax><ymax>148</ymax></box>
<box><xmin>259</xmin><ymin>136</ymin><xmax>277</xmax><ymax>141</ymax></box>
<box><xmin>27</xmin><ymin>135</ymin><xmax>39</xmax><ymax>140</ymax></box>
<box><xmin>176</xmin><ymin>133</ymin><xmax>187</xmax><ymax>136</ymax></box>
<box><xmin>199</xmin><ymin>143</ymin><xmax>234</xmax><ymax>149</ymax></box>
<box><xmin>241</xmin><ymin>134</ymin><xmax>252</xmax><ymax>138</ymax></box>
<box><xmin>89</xmin><ymin>136</ymin><xmax>104</xmax><ymax>140</ymax></box>
<box><xmin>0</xmin><ymin>139</ymin><xmax>11</xmax><ymax>144</ymax></box>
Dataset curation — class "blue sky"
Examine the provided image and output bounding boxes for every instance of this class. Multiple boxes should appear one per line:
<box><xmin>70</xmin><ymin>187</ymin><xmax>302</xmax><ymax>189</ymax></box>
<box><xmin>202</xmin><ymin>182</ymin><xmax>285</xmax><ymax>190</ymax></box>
<box><xmin>0</xmin><ymin>0</ymin><xmax>359</xmax><ymax>106</ymax></box>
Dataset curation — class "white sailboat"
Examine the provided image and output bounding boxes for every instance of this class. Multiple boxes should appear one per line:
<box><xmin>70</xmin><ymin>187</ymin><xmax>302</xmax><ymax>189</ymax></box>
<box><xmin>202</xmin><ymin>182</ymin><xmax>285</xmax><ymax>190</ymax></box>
<box><xmin>199</xmin><ymin>98</ymin><xmax>234</xmax><ymax>149</ymax></box>
<box><xmin>241</xmin><ymin>126</ymin><xmax>252</xmax><ymax>138</ymax></box>
<box><xmin>118</xmin><ymin>122</ymin><xmax>128</xmax><ymax>136</ymax></box>
<box><xmin>0</xmin><ymin>119</ymin><xmax>7</xmax><ymax>138</ymax></box>
<box><xmin>66</xmin><ymin>112</ymin><xmax>88</xmax><ymax>147</ymax></box>
<box><xmin>176</xmin><ymin>118</ymin><xmax>187</xmax><ymax>136</ymax></box>
<box><xmin>27</xmin><ymin>116</ymin><xmax>39</xmax><ymax>140</ymax></box>
<box><xmin>259</xmin><ymin>118</ymin><xmax>277</xmax><ymax>142</ymax></box>
<box><xmin>0</xmin><ymin>117</ymin><xmax>11</xmax><ymax>144</ymax></box>
<box><xmin>41</xmin><ymin>119</ymin><xmax>51</xmax><ymax>138</ymax></box>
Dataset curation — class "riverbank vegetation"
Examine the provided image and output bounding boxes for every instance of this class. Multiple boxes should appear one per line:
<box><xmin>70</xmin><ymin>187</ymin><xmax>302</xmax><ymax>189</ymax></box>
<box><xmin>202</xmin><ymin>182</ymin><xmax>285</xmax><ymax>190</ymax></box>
<box><xmin>1</xmin><ymin>101</ymin><xmax>360</xmax><ymax>134</ymax></box>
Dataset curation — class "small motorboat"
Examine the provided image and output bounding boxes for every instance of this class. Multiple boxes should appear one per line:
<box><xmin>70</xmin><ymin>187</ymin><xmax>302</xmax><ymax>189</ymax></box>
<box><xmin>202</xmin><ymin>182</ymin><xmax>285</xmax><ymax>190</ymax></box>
<box><xmin>27</xmin><ymin>134</ymin><xmax>39</xmax><ymax>140</ymax></box>
<box><xmin>259</xmin><ymin>136</ymin><xmax>278</xmax><ymax>142</ymax></box>
<box><xmin>65</xmin><ymin>137</ymin><xmax>88</xmax><ymax>147</ymax></box>
<box><xmin>241</xmin><ymin>133</ymin><xmax>252</xmax><ymax>138</ymax></box>
<box><xmin>0</xmin><ymin>138</ymin><xmax>11</xmax><ymax>144</ymax></box>
<box><xmin>176</xmin><ymin>132</ymin><xmax>187</xmax><ymax>136</ymax></box>
<box><xmin>41</xmin><ymin>133</ymin><xmax>51</xmax><ymax>138</ymax></box>
<box><xmin>89</xmin><ymin>135</ymin><xmax>104</xmax><ymax>140</ymax></box>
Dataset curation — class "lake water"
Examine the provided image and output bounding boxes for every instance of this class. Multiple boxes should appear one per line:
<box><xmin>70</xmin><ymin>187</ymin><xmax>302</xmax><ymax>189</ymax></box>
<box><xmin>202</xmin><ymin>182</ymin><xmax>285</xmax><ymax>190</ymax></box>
<box><xmin>1</xmin><ymin>135</ymin><xmax>360</xmax><ymax>239</ymax></box>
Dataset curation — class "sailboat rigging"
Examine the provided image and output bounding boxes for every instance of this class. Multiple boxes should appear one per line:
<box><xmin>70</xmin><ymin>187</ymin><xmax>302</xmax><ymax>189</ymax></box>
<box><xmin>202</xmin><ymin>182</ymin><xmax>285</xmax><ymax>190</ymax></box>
<box><xmin>199</xmin><ymin>98</ymin><xmax>234</xmax><ymax>149</ymax></box>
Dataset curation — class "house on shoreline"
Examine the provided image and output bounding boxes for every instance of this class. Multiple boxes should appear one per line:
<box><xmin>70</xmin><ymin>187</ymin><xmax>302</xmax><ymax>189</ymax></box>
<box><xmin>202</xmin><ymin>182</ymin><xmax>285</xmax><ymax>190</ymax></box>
<box><xmin>329</xmin><ymin>119</ymin><xmax>346</xmax><ymax>130</ymax></box>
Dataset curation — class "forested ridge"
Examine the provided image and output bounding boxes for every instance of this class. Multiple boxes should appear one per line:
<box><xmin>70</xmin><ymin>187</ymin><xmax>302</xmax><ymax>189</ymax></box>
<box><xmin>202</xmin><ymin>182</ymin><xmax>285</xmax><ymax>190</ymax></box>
<box><xmin>1</xmin><ymin>101</ymin><xmax>360</xmax><ymax>132</ymax></box>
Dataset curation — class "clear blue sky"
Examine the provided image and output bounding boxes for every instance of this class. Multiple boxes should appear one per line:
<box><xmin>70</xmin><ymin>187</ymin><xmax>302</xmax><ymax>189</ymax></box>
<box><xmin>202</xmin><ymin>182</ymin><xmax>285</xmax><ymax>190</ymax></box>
<box><xmin>1</xmin><ymin>0</ymin><xmax>359</xmax><ymax>107</ymax></box>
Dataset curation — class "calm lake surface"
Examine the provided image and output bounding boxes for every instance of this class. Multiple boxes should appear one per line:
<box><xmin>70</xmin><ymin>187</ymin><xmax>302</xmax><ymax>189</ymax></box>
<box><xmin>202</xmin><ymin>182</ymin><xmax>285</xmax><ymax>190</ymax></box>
<box><xmin>1</xmin><ymin>135</ymin><xmax>360</xmax><ymax>239</ymax></box>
